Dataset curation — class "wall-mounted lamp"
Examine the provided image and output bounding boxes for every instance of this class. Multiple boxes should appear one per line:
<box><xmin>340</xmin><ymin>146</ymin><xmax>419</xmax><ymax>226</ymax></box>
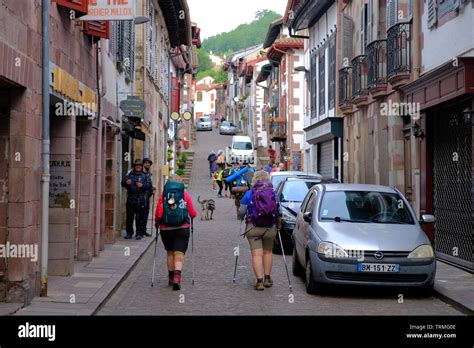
<box><xmin>412</xmin><ymin>122</ymin><xmax>425</xmax><ymax>139</ymax></box>
<box><xmin>463</xmin><ymin>107</ymin><xmax>473</xmax><ymax>125</ymax></box>
<box><xmin>134</xmin><ymin>16</ymin><xmax>150</xmax><ymax>25</ymax></box>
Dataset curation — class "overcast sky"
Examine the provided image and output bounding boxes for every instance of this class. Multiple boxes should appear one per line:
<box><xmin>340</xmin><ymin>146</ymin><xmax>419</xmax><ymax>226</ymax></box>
<box><xmin>187</xmin><ymin>0</ymin><xmax>288</xmax><ymax>40</ymax></box>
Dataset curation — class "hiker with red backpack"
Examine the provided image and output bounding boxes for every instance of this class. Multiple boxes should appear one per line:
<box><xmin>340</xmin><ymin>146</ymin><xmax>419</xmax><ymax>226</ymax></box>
<box><xmin>237</xmin><ymin>170</ymin><xmax>281</xmax><ymax>290</ymax></box>
<box><xmin>155</xmin><ymin>175</ymin><xmax>197</xmax><ymax>290</ymax></box>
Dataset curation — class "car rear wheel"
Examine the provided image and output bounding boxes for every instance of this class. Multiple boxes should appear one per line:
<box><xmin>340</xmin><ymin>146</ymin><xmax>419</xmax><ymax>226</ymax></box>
<box><xmin>305</xmin><ymin>256</ymin><xmax>321</xmax><ymax>294</ymax></box>
<box><xmin>292</xmin><ymin>245</ymin><xmax>304</xmax><ymax>277</ymax></box>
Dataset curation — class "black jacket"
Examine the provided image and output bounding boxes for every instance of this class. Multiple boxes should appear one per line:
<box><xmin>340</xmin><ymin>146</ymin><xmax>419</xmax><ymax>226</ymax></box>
<box><xmin>121</xmin><ymin>170</ymin><xmax>153</xmax><ymax>204</ymax></box>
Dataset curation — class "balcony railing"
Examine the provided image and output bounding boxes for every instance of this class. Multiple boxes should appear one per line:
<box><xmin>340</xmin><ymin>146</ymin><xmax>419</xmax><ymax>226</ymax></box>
<box><xmin>387</xmin><ymin>21</ymin><xmax>411</xmax><ymax>80</ymax></box>
<box><xmin>338</xmin><ymin>67</ymin><xmax>352</xmax><ymax>107</ymax></box>
<box><xmin>367</xmin><ymin>39</ymin><xmax>387</xmax><ymax>89</ymax></box>
<box><xmin>269</xmin><ymin>117</ymin><xmax>286</xmax><ymax>141</ymax></box>
<box><xmin>351</xmin><ymin>55</ymin><xmax>368</xmax><ymax>100</ymax></box>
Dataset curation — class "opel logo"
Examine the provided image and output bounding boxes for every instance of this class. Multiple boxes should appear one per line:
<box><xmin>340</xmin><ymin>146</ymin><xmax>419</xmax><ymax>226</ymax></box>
<box><xmin>374</xmin><ymin>251</ymin><xmax>384</xmax><ymax>260</ymax></box>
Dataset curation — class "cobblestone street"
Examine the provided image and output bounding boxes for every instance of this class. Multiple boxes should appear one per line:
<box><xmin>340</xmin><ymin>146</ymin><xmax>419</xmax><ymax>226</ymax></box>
<box><xmin>98</xmin><ymin>129</ymin><xmax>463</xmax><ymax>316</ymax></box>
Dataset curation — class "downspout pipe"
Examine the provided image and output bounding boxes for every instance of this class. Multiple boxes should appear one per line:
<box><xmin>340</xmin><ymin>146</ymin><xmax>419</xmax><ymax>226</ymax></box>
<box><xmin>40</xmin><ymin>0</ymin><xmax>50</xmax><ymax>297</ymax></box>
<box><xmin>94</xmin><ymin>41</ymin><xmax>102</xmax><ymax>257</ymax></box>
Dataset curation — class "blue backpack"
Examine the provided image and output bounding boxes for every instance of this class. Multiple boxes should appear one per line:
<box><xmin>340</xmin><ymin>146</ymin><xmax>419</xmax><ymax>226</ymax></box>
<box><xmin>162</xmin><ymin>181</ymin><xmax>188</xmax><ymax>226</ymax></box>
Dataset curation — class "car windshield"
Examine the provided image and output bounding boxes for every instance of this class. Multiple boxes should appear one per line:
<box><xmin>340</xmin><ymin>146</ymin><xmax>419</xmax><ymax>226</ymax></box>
<box><xmin>233</xmin><ymin>142</ymin><xmax>252</xmax><ymax>150</ymax></box>
<box><xmin>280</xmin><ymin>180</ymin><xmax>318</xmax><ymax>202</ymax></box>
<box><xmin>222</xmin><ymin>121</ymin><xmax>232</xmax><ymax>127</ymax></box>
<box><xmin>199</xmin><ymin>117</ymin><xmax>210</xmax><ymax>123</ymax></box>
<box><xmin>319</xmin><ymin>191</ymin><xmax>414</xmax><ymax>224</ymax></box>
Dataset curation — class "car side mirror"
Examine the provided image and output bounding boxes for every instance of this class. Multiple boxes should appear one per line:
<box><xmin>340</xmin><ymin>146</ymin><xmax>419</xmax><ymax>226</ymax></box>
<box><xmin>303</xmin><ymin>212</ymin><xmax>312</xmax><ymax>223</ymax></box>
<box><xmin>420</xmin><ymin>214</ymin><xmax>435</xmax><ymax>224</ymax></box>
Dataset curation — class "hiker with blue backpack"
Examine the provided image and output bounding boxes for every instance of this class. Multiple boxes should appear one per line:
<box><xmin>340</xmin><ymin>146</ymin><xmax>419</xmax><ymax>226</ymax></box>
<box><xmin>237</xmin><ymin>170</ymin><xmax>282</xmax><ymax>291</ymax></box>
<box><xmin>155</xmin><ymin>175</ymin><xmax>197</xmax><ymax>290</ymax></box>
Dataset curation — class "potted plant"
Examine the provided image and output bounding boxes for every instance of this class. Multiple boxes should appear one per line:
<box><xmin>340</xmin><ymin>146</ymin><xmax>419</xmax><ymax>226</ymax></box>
<box><xmin>240</xmin><ymin>114</ymin><xmax>248</xmax><ymax>122</ymax></box>
<box><xmin>167</xmin><ymin>138</ymin><xmax>174</xmax><ymax>146</ymax></box>
<box><xmin>177</xmin><ymin>159</ymin><xmax>186</xmax><ymax>169</ymax></box>
<box><xmin>176</xmin><ymin>168</ymin><xmax>185</xmax><ymax>176</ymax></box>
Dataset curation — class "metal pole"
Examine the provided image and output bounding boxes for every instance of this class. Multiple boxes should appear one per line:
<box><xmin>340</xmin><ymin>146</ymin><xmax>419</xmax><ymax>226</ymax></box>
<box><xmin>40</xmin><ymin>0</ymin><xmax>50</xmax><ymax>297</ymax></box>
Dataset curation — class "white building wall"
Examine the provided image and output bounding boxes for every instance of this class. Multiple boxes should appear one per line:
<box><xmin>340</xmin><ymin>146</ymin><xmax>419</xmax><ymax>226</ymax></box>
<box><xmin>421</xmin><ymin>4</ymin><xmax>474</xmax><ymax>74</ymax></box>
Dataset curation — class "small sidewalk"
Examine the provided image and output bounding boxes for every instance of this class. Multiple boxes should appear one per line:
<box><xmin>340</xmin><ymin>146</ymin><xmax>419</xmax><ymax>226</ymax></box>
<box><xmin>434</xmin><ymin>260</ymin><xmax>474</xmax><ymax>314</ymax></box>
<box><xmin>1</xmin><ymin>232</ymin><xmax>154</xmax><ymax>316</ymax></box>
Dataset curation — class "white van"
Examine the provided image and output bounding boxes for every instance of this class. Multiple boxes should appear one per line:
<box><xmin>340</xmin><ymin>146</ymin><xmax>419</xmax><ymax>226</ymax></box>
<box><xmin>225</xmin><ymin>135</ymin><xmax>256</xmax><ymax>164</ymax></box>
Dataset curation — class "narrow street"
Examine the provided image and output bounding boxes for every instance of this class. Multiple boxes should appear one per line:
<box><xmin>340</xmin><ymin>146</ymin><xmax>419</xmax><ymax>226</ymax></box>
<box><xmin>98</xmin><ymin>129</ymin><xmax>462</xmax><ymax>316</ymax></box>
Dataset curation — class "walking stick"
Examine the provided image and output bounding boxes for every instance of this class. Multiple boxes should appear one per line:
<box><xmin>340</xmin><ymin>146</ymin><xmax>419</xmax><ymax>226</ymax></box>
<box><xmin>191</xmin><ymin>218</ymin><xmax>195</xmax><ymax>286</ymax></box>
<box><xmin>151</xmin><ymin>226</ymin><xmax>160</xmax><ymax>287</ymax></box>
<box><xmin>277</xmin><ymin>228</ymin><xmax>293</xmax><ymax>292</ymax></box>
<box><xmin>233</xmin><ymin>219</ymin><xmax>244</xmax><ymax>283</ymax></box>
<box><xmin>151</xmin><ymin>192</ymin><xmax>155</xmax><ymax>236</ymax></box>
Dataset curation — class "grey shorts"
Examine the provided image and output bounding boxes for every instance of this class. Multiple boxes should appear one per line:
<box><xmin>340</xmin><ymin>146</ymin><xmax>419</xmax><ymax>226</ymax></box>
<box><xmin>245</xmin><ymin>225</ymin><xmax>277</xmax><ymax>251</ymax></box>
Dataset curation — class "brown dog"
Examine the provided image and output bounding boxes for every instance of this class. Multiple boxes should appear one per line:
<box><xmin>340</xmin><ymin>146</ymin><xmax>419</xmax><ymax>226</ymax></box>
<box><xmin>197</xmin><ymin>196</ymin><xmax>216</xmax><ymax>220</ymax></box>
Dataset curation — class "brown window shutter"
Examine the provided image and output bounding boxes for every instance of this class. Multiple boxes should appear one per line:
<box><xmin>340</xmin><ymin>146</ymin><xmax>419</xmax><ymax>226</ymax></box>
<box><xmin>54</xmin><ymin>0</ymin><xmax>88</xmax><ymax>15</ymax></box>
<box><xmin>83</xmin><ymin>21</ymin><xmax>110</xmax><ymax>40</ymax></box>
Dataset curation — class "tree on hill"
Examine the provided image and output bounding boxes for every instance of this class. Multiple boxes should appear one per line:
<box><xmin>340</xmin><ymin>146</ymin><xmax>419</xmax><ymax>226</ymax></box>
<box><xmin>201</xmin><ymin>10</ymin><xmax>281</xmax><ymax>56</ymax></box>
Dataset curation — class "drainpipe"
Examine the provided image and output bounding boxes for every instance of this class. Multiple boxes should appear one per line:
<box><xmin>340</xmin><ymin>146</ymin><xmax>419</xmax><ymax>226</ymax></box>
<box><xmin>40</xmin><ymin>0</ymin><xmax>50</xmax><ymax>297</ymax></box>
<box><xmin>411</xmin><ymin>0</ymin><xmax>421</xmax><ymax>216</ymax></box>
<box><xmin>94</xmin><ymin>42</ymin><xmax>102</xmax><ymax>257</ymax></box>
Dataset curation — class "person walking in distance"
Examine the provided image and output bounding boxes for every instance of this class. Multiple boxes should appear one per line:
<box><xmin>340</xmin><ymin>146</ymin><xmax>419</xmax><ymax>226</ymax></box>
<box><xmin>207</xmin><ymin>151</ymin><xmax>218</xmax><ymax>178</ymax></box>
<box><xmin>268</xmin><ymin>145</ymin><xmax>276</xmax><ymax>164</ymax></box>
<box><xmin>121</xmin><ymin>159</ymin><xmax>153</xmax><ymax>240</ymax></box>
<box><xmin>237</xmin><ymin>171</ymin><xmax>281</xmax><ymax>290</ymax></box>
<box><xmin>155</xmin><ymin>175</ymin><xmax>197</xmax><ymax>290</ymax></box>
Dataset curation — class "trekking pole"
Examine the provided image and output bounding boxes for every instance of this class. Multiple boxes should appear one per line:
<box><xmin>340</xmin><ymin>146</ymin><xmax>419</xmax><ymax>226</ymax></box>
<box><xmin>151</xmin><ymin>192</ymin><xmax>155</xmax><ymax>237</ymax></box>
<box><xmin>151</xmin><ymin>226</ymin><xmax>160</xmax><ymax>287</ymax></box>
<box><xmin>191</xmin><ymin>218</ymin><xmax>195</xmax><ymax>286</ymax></box>
<box><xmin>233</xmin><ymin>219</ymin><xmax>244</xmax><ymax>283</ymax></box>
<box><xmin>277</xmin><ymin>227</ymin><xmax>293</xmax><ymax>292</ymax></box>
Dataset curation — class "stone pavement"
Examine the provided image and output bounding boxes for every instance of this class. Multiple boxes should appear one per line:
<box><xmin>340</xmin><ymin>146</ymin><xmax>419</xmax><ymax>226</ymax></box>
<box><xmin>10</xmin><ymin>233</ymin><xmax>154</xmax><ymax>316</ymax></box>
<box><xmin>434</xmin><ymin>261</ymin><xmax>474</xmax><ymax>314</ymax></box>
<box><xmin>97</xmin><ymin>128</ymin><xmax>465</xmax><ymax>316</ymax></box>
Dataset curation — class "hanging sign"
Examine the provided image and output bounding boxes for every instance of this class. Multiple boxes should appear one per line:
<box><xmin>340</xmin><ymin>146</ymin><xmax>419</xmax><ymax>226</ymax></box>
<box><xmin>79</xmin><ymin>0</ymin><xmax>135</xmax><ymax>21</ymax></box>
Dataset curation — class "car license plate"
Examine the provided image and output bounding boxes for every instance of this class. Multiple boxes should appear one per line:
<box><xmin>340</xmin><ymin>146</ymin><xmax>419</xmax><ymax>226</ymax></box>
<box><xmin>357</xmin><ymin>263</ymin><xmax>400</xmax><ymax>272</ymax></box>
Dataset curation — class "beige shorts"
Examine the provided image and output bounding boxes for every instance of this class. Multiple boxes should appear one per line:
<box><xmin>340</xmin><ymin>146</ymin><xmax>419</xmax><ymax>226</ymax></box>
<box><xmin>245</xmin><ymin>224</ymin><xmax>277</xmax><ymax>251</ymax></box>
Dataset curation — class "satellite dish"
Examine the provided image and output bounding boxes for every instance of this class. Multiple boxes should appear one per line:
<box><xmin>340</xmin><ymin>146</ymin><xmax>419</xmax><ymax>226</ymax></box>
<box><xmin>170</xmin><ymin>112</ymin><xmax>180</xmax><ymax>121</ymax></box>
<box><xmin>182</xmin><ymin>111</ymin><xmax>192</xmax><ymax>121</ymax></box>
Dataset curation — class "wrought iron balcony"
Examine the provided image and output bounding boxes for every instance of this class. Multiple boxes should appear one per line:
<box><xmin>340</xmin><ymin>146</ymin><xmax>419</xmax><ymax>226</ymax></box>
<box><xmin>269</xmin><ymin>117</ymin><xmax>286</xmax><ymax>141</ymax></box>
<box><xmin>367</xmin><ymin>39</ymin><xmax>388</xmax><ymax>98</ymax></box>
<box><xmin>387</xmin><ymin>21</ymin><xmax>411</xmax><ymax>88</ymax></box>
<box><xmin>351</xmin><ymin>55</ymin><xmax>368</xmax><ymax>106</ymax></box>
<box><xmin>338</xmin><ymin>67</ymin><xmax>353</xmax><ymax>113</ymax></box>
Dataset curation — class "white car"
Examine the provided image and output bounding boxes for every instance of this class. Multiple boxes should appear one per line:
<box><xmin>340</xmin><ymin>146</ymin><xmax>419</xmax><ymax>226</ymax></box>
<box><xmin>225</xmin><ymin>135</ymin><xmax>255</xmax><ymax>164</ymax></box>
<box><xmin>196</xmin><ymin>116</ymin><xmax>212</xmax><ymax>131</ymax></box>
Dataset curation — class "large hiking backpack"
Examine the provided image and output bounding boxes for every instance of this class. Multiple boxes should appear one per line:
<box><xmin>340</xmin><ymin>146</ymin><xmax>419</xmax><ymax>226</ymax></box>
<box><xmin>250</xmin><ymin>182</ymin><xmax>278</xmax><ymax>227</ymax></box>
<box><xmin>162</xmin><ymin>181</ymin><xmax>188</xmax><ymax>226</ymax></box>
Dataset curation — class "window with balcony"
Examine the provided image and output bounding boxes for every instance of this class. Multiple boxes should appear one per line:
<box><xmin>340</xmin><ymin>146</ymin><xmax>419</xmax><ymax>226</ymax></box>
<box><xmin>387</xmin><ymin>21</ymin><xmax>411</xmax><ymax>85</ymax></box>
<box><xmin>367</xmin><ymin>39</ymin><xmax>388</xmax><ymax>96</ymax></box>
<box><xmin>328</xmin><ymin>35</ymin><xmax>336</xmax><ymax>110</ymax></box>
<box><xmin>310</xmin><ymin>52</ymin><xmax>317</xmax><ymax>118</ymax></box>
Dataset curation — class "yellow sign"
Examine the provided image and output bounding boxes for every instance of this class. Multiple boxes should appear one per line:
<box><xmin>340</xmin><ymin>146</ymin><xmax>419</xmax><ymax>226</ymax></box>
<box><xmin>51</xmin><ymin>65</ymin><xmax>98</xmax><ymax>112</ymax></box>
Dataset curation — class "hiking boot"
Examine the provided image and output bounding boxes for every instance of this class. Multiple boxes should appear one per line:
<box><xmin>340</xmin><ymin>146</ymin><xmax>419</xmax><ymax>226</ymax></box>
<box><xmin>124</xmin><ymin>234</ymin><xmax>132</xmax><ymax>239</ymax></box>
<box><xmin>254</xmin><ymin>281</ymin><xmax>264</xmax><ymax>291</ymax></box>
<box><xmin>263</xmin><ymin>277</ymin><xmax>273</xmax><ymax>288</ymax></box>
<box><xmin>172</xmin><ymin>282</ymin><xmax>181</xmax><ymax>291</ymax></box>
<box><xmin>142</xmin><ymin>232</ymin><xmax>152</xmax><ymax>237</ymax></box>
<box><xmin>135</xmin><ymin>234</ymin><xmax>142</xmax><ymax>240</ymax></box>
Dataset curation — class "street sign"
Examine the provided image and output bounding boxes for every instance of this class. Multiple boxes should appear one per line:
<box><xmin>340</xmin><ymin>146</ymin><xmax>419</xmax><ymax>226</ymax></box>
<box><xmin>79</xmin><ymin>0</ymin><xmax>135</xmax><ymax>21</ymax></box>
<box><xmin>182</xmin><ymin>111</ymin><xmax>192</xmax><ymax>121</ymax></box>
<box><xmin>170</xmin><ymin>112</ymin><xmax>180</xmax><ymax>121</ymax></box>
<box><xmin>120</xmin><ymin>96</ymin><xmax>146</xmax><ymax>118</ymax></box>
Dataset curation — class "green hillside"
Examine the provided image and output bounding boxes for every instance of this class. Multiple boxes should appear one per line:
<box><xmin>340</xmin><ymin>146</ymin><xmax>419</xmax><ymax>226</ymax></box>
<box><xmin>201</xmin><ymin>10</ymin><xmax>282</xmax><ymax>56</ymax></box>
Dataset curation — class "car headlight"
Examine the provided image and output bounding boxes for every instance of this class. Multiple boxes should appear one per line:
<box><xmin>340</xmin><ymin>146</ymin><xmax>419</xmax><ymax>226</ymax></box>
<box><xmin>318</xmin><ymin>241</ymin><xmax>348</xmax><ymax>258</ymax></box>
<box><xmin>282</xmin><ymin>208</ymin><xmax>296</xmax><ymax>224</ymax></box>
<box><xmin>407</xmin><ymin>245</ymin><xmax>434</xmax><ymax>259</ymax></box>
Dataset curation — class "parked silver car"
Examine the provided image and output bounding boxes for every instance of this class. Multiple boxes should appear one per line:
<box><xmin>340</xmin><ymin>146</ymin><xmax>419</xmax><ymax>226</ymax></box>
<box><xmin>219</xmin><ymin>121</ymin><xmax>238</xmax><ymax>135</ymax></box>
<box><xmin>270</xmin><ymin>171</ymin><xmax>322</xmax><ymax>189</ymax></box>
<box><xmin>196</xmin><ymin>116</ymin><xmax>212</xmax><ymax>131</ymax></box>
<box><xmin>292</xmin><ymin>184</ymin><xmax>436</xmax><ymax>295</ymax></box>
